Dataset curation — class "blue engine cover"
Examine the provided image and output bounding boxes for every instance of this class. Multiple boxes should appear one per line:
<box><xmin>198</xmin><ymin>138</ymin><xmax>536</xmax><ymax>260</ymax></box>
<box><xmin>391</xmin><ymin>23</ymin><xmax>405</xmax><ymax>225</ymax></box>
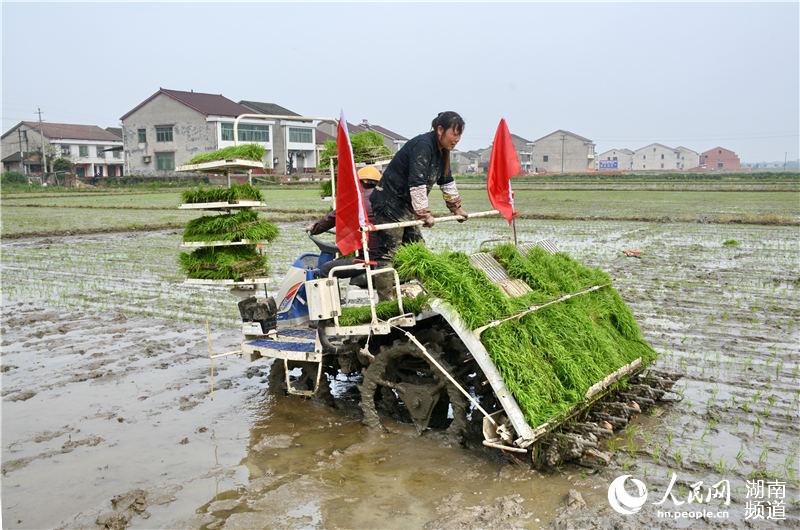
<box><xmin>277</xmin><ymin>253</ymin><xmax>331</xmax><ymax>323</ymax></box>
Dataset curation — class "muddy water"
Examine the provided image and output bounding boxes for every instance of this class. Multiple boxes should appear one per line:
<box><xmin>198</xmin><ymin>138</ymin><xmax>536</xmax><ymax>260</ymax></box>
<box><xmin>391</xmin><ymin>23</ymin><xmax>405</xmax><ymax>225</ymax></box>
<box><xmin>2</xmin><ymin>220</ymin><xmax>799</xmax><ymax>528</ymax></box>
<box><xmin>0</xmin><ymin>302</ymin><xmax>596</xmax><ymax>529</ymax></box>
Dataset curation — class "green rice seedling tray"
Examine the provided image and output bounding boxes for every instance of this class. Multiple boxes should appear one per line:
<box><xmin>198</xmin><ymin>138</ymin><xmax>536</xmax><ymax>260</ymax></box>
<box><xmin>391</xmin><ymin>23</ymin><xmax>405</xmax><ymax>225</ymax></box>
<box><xmin>181</xmin><ymin>184</ymin><xmax>264</xmax><ymax>204</ymax></box>
<box><xmin>182</xmin><ymin>210</ymin><xmax>278</xmax><ymax>244</ymax></box>
<box><xmin>393</xmin><ymin>242</ymin><xmax>658</xmax><ymax>427</ymax></box>
<box><xmin>186</xmin><ymin>144</ymin><xmax>266</xmax><ymax>165</ymax></box>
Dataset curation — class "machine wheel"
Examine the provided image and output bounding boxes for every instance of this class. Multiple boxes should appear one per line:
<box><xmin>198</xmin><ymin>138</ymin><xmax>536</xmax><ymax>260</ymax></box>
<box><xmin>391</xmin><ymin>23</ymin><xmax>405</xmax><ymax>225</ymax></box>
<box><xmin>267</xmin><ymin>359</ymin><xmax>333</xmax><ymax>405</ymax></box>
<box><xmin>359</xmin><ymin>332</ymin><xmax>468</xmax><ymax>438</ymax></box>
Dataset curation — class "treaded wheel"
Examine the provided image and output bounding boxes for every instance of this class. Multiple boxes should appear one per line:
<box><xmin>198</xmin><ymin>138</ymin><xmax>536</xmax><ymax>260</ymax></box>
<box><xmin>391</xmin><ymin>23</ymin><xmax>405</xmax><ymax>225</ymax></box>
<box><xmin>359</xmin><ymin>331</ymin><xmax>468</xmax><ymax>437</ymax></box>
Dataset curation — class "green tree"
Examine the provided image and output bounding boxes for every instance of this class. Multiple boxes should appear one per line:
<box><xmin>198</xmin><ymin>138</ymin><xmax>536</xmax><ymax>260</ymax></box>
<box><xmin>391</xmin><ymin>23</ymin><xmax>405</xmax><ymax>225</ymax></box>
<box><xmin>52</xmin><ymin>157</ymin><xmax>74</xmax><ymax>173</ymax></box>
<box><xmin>319</xmin><ymin>131</ymin><xmax>391</xmax><ymax>169</ymax></box>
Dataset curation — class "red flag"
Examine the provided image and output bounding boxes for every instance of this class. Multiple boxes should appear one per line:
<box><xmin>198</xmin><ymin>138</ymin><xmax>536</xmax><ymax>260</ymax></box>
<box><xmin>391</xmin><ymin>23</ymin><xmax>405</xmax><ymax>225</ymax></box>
<box><xmin>335</xmin><ymin>111</ymin><xmax>369</xmax><ymax>255</ymax></box>
<box><xmin>486</xmin><ymin>118</ymin><xmax>521</xmax><ymax>224</ymax></box>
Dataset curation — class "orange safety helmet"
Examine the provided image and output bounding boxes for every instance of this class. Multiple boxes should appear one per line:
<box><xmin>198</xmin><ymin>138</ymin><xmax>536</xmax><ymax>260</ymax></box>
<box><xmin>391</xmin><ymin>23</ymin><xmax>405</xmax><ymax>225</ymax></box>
<box><xmin>357</xmin><ymin>165</ymin><xmax>381</xmax><ymax>182</ymax></box>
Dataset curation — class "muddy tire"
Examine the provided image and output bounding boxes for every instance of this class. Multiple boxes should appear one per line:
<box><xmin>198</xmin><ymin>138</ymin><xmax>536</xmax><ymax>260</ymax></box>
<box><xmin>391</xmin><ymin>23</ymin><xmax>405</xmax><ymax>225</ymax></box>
<box><xmin>359</xmin><ymin>331</ymin><xmax>468</xmax><ymax>438</ymax></box>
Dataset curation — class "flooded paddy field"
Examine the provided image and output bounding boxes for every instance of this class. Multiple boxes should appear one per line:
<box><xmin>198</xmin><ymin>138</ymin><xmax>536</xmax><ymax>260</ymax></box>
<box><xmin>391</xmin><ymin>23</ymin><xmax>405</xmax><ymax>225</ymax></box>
<box><xmin>3</xmin><ymin>187</ymin><xmax>797</xmax><ymax>238</ymax></box>
<box><xmin>1</xmin><ymin>218</ymin><xmax>798</xmax><ymax>528</ymax></box>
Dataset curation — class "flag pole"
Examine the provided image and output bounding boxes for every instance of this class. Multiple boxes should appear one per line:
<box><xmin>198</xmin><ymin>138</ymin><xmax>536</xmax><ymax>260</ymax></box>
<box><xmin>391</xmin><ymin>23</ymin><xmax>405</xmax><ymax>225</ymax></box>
<box><xmin>511</xmin><ymin>216</ymin><xmax>518</xmax><ymax>246</ymax></box>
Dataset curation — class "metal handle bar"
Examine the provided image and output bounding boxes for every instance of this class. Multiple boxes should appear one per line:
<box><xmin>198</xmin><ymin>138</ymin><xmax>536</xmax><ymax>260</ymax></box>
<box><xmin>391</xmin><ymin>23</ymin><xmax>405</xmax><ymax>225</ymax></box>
<box><xmin>362</xmin><ymin>209</ymin><xmax>500</xmax><ymax>232</ymax></box>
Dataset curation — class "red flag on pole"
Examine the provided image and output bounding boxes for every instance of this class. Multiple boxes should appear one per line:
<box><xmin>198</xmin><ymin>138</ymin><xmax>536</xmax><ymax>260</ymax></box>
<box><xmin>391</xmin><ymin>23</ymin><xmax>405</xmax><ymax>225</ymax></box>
<box><xmin>486</xmin><ymin>118</ymin><xmax>521</xmax><ymax>224</ymax></box>
<box><xmin>335</xmin><ymin>110</ymin><xmax>369</xmax><ymax>255</ymax></box>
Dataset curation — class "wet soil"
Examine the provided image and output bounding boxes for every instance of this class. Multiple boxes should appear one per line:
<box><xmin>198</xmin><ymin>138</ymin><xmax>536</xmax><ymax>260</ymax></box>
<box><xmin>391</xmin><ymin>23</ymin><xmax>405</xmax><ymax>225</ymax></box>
<box><xmin>2</xmin><ymin>220</ymin><xmax>798</xmax><ymax>528</ymax></box>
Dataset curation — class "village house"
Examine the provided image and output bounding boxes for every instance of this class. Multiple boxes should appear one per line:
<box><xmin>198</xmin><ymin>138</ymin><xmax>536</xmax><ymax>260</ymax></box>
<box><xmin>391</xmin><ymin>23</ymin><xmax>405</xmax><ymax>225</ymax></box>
<box><xmin>700</xmin><ymin>147</ymin><xmax>741</xmax><ymax>171</ymax></box>
<box><xmin>675</xmin><ymin>146</ymin><xmax>700</xmax><ymax>170</ymax></box>
<box><xmin>121</xmin><ymin>88</ymin><xmax>258</xmax><ymax>175</ymax></box>
<box><xmin>120</xmin><ymin>88</ymin><xmax>320</xmax><ymax>175</ymax></box>
<box><xmin>239</xmin><ymin>100</ymin><xmax>318</xmax><ymax>174</ymax></box>
<box><xmin>632</xmin><ymin>143</ymin><xmax>681</xmax><ymax>171</ymax></box>
<box><xmin>1</xmin><ymin>121</ymin><xmax>123</xmax><ymax>177</ymax></box>
<box><xmin>317</xmin><ymin>119</ymin><xmax>408</xmax><ymax>155</ymax></box>
<box><xmin>596</xmin><ymin>148</ymin><xmax>634</xmax><ymax>171</ymax></box>
<box><xmin>451</xmin><ymin>150</ymin><xmax>481</xmax><ymax>174</ymax></box>
<box><xmin>529</xmin><ymin>130</ymin><xmax>596</xmax><ymax>173</ymax></box>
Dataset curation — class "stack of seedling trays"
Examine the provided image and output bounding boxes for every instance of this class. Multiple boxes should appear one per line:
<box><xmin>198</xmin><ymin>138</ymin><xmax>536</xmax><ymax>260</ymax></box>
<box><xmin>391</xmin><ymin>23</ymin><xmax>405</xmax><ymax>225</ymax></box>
<box><xmin>177</xmin><ymin>184</ymin><xmax>278</xmax><ymax>286</ymax></box>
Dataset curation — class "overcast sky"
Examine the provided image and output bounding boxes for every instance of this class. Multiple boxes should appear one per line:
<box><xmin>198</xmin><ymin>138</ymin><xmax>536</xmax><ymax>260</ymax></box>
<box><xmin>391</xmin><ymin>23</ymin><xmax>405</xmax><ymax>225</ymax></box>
<box><xmin>2</xmin><ymin>1</ymin><xmax>798</xmax><ymax>161</ymax></box>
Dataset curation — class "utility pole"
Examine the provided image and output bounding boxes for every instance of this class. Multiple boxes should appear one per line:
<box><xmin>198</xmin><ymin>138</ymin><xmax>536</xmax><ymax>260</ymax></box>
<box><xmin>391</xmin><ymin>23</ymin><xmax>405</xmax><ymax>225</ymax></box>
<box><xmin>37</xmin><ymin>107</ymin><xmax>48</xmax><ymax>176</ymax></box>
<box><xmin>17</xmin><ymin>128</ymin><xmax>27</xmax><ymax>175</ymax></box>
<box><xmin>560</xmin><ymin>133</ymin><xmax>565</xmax><ymax>174</ymax></box>
<box><xmin>784</xmin><ymin>152</ymin><xmax>788</xmax><ymax>171</ymax></box>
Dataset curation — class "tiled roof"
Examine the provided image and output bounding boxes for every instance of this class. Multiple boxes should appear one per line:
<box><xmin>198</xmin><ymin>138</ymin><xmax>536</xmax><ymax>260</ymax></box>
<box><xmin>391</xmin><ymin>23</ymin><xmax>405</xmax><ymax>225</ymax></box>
<box><xmin>120</xmin><ymin>88</ymin><xmax>251</xmax><ymax>120</ymax></box>
<box><xmin>364</xmin><ymin>123</ymin><xmax>407</xmax><ymax>141</ymax></box>
<box><xmin>239</xmin><ymin>101</ymin><xmax>300</xmax><ymax>117</ymax></box>
<box><xmin>2</xmin><ymin>121</ymin><xmax>122</xmax><ymax>142</ymax></box>
<box><xmin>532</xmin><ymin>129</ymin><xmax>594</xmax><ymax>144</ymax></box>
<box><xmin>315</xmin><ymin>128</ymin><xmax>335</xmax><ymax>145</ymax></box>
<box><xmin>633</xmin><ymin>142</ymin><xmax>675</xmax><ymax>152</ymax></box>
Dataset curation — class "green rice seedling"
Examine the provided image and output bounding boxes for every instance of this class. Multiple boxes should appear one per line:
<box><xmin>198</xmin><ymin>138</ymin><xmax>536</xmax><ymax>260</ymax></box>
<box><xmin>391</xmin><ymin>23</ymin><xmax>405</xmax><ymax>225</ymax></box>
<box><xmin>182</xmin><ymin>210</ymin><xmax>279</xmax><ymax>243</ymax></box>
<box><xmin>722</xmin><ymin>239</ymin><xmax>740</xmax><ymax>247</ymax></box>
<box><xmin>320</xmin><ymin>180</ymin><xmax>333</xmax><ymax>198</ymax></box>
<box><xmin>178</xmin><ymin>246</ymin><xmax>268</xmax><ymax>280</ymax></box>
<box><xmin>181</xmin><ymin>184</ymin><xmax>264</xmax><ymax>204</ymax></box>
<box><xmin>338</xmin><ymin>294</ymin><xmax>430</xmax><ymax>326</ymax></box>
<box><xmin>186</xmin><ymin>144</ymin><xmax>265</xmax><ymax>165</ymax></box>
<box><xmin>392</xmin><ymin>241</ymin><xmax>658</xmax><ymax>427</ymax></box>
<box><xmin>758</xmin><ymin>447</ymin><xmax>769</xmax><ymax>467</ymax></box>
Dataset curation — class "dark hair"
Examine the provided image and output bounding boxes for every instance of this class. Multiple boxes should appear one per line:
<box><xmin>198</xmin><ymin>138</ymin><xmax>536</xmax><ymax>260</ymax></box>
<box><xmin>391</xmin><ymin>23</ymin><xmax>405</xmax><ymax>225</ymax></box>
<box><xmin>431</xmin><ymin>111</ymin><xmax>465</xmax><ymax>135</ymax></box>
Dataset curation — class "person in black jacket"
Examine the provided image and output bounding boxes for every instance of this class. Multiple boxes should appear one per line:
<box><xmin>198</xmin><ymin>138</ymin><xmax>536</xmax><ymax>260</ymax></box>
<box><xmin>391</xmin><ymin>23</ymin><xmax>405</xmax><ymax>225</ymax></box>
<box><xmin>369</xmin><ymin>111</ymin><xmax>469</xmax><ymax>262</ymax></box>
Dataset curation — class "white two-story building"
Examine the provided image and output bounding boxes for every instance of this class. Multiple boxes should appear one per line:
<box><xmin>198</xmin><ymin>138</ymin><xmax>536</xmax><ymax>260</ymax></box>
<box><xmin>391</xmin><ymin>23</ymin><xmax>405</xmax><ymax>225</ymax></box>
<box><xmin>120</xmin><ymin>89</ymin><xmax>318</xmax><ymax>175</ymax></box>
<box><xmin>1</xmin><ymin>122</ymin><xmax>123</xmax><ymax>177</ymax></box>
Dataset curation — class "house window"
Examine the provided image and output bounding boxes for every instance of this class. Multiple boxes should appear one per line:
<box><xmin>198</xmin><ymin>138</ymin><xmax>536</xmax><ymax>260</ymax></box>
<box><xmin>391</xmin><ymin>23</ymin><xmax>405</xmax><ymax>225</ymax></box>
<box><xmin>61</xmin><ymin>145</ymin><xmax>71</xmax><ymax>156</ymax></box>
<box><xmin>717</xmin><ymin>161</ymin><xmax>724</xmax><ymax>169</ymax></box>
<box><xmin>113</xmin><ymin>149</ymin><xmax>121</xmax><ymax>159</ymax></box>
<box><xmin>653</xmin><ymin>147</ymin><xmax>656</xmax><ymax>152</ymax></box>
<box><xmin>661</xmin><ymin>154</ymin><xmax>664</xmax><ymax>159</ymax></box>
<box><xmin>79</xmin><ymin>145</ymin><xmax>89</xmax><ymax>157</ymax></box>
<box><xmin>137</xmin><ymin>128</ymin><xmax>147</xmax><ymax>143</ymax></box>
<box><xmin>221</xmin><ymin>123</ymin><xmax>234</xmax><ymax>141</ymax></box>
<box><xmin>155</xmin><ymin>126</ymin><xmax>174</xmax><ymax>142</ymax></box>
<box><xmin>543</xmin><ymin>155</ymin><xmax>549</xmax><ymax>162</ymax></box>
<box><xmin>613</xmin><ymin>156</ymin><xmax>617</xmax><ymax>161</ymax></box>
<box><xmin>643</xmin><ymin>155</ymin><xmax>646</xmax><ymax>159</ymax></box>
<box><xmin>155</xmin><ymin>152</ymin><xmax>175</xmax><ymax>171</ymax></box>
<box><xmin>660</xmin><ymin>163</ymin><xmax>664</xmax><ymax>168</ymax></box>
<box><xmin>289</xmin><ymin>127</ymin><xmax>312</xmax><ymax>143</ymax></box>
<box><xmin>239</xmin><ymin>123</ymin><xmax>269</xmax><ymax>142</ymax></box>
